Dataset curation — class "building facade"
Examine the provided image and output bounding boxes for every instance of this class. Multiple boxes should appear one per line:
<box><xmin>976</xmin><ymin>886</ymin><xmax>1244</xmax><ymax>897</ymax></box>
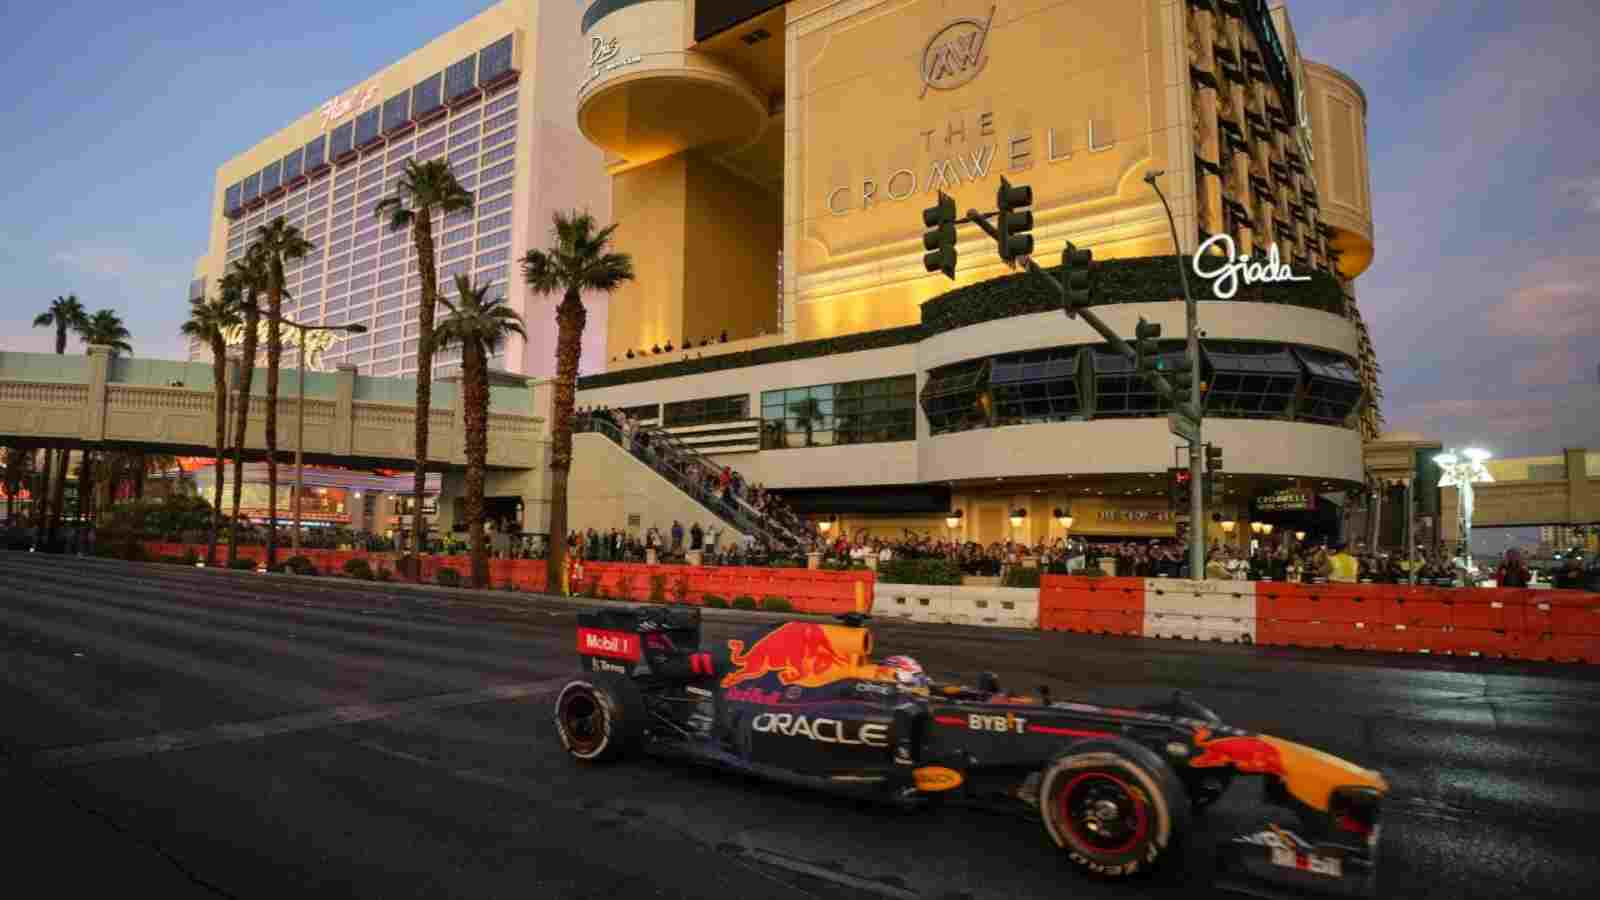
<box><xmin>569</xmin><ymin>0</ymin><xmax>1381</xmax><ymax>546</ymax></box>
<box><xmin>189</xmin><ymin>0</ymin><xmax>611</xmax><ymax>382</ymax></box>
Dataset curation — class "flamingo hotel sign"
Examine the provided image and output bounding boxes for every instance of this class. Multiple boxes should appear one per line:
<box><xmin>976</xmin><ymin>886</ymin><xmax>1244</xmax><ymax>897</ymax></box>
<box><xmin>319</xmin><ymin>83</ymin><xmax>379</xmax><ymax>128</ymax></box>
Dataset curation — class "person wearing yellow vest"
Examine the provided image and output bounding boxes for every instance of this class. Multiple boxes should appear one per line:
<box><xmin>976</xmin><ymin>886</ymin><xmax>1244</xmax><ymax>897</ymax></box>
<box><xmin>1328</xmin><ymin>543</ymin><xmax>1360</xmax><ymax>583</ymax></box>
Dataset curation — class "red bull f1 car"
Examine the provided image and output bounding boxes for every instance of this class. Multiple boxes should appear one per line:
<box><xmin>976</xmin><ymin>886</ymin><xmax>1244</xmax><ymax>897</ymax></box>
<box><xmin>555</xmin><ymin>607</ymin><xmax>1388</xmax><ymax>897</ymax></box>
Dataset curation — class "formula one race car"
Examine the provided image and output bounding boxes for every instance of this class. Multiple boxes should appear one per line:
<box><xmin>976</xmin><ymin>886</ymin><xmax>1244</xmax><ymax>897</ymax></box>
<box><xmin>555</xmin><ymin>607</ymin><xmax>1388</xmax><ymax>897</ymax></box>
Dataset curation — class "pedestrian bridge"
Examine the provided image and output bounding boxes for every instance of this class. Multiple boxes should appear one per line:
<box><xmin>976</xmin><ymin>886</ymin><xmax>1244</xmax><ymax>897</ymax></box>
<box><xmin>0</xmin><ymin>346</ymin><xmax>547</xmax><ymax>472</ymax></box>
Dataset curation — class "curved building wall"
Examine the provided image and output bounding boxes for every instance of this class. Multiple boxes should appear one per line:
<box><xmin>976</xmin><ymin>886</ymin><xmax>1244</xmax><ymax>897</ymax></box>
<box><xmin>1303</xmin><ymin>60</ymin><xmax>1375</xmax><ymax>279</ymax></box>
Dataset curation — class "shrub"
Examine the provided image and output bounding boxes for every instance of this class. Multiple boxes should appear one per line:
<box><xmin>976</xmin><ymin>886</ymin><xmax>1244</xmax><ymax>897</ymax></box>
<box><xmin>672</xmin><ymin>575</ymin><xmax>690</xmax><ymax>604</ymax></box>
<box><xmin>377</xmin><ymin>567</ymin><xmax>394</xmax><ymax>582</ymax></box>
<box><xmin>181</xmin><ymin>549</ymin><xmax>200</xmax><ymax>566</ymax></box>
<box><xmin>732</xmin><ymin>595</ymin><xmax>757</xmax><ymax>610</ymax></box>
<box><xmin>284</xmin><ymin>555</ymin><xmax>317</xmax><ymax>576</ymax></box>
<box><xmin>761</xmin><ymin>596</ymin><xmax>792</xmax><ymax>612</ymax></box>
<box><xmin>878</xmin><ymin>558</ymin><xmax>962</xmax><ymax>585</ymax></box>
<box><xmin>648</xmin><ymin>574</ymin><xmax>668</xmax><ymax>603</ymax></box>
<box><xmin>1002</xmin><ymin>567</ymin><xmax>1042</xmax><ymax>589</ymax></box>
<box><xmin>436</xmin><ymin>567</ymin><xmax>462</xmax><ymax>587</ymax></box>
<box><xmin>158</xmin><ymin>554</ymin><xmax>186</xmax><ymax>565</ymax></box>
<box><xmin>342</xmin><ymin>558</ymin><xmax>375</xmax><ymax>581</ymax></box>
<box><xmin>702</xmin><ymin>594</ymin><xmax>728</xmax><ymax>608</ymax></box>
<box><xmin>229</xmin><ymin>559</ymin><xmax>257</xmax><ymax>570</ymax></box>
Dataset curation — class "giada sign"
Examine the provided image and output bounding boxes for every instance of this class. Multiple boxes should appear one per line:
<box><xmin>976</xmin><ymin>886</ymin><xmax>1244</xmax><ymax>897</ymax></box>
<box><xmin>1191</xmin><ymin>235</ymin><xmax>1310</xmax><ymax>299</ymax></box>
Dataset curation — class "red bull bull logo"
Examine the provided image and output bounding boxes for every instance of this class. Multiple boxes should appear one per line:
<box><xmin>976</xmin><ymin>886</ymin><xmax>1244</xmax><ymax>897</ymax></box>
<box><xmin>1189</xmin><ymin>728</ymin><xmax>1287</xmax><ymax>776</ymax></box>
<box><xmin>722</xmin><ymin>623</ymin><xmax>853</xmax><ymax>688</ymax></box>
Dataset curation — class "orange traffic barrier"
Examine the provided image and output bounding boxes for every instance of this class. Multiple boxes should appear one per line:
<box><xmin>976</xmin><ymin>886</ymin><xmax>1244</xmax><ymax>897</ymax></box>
<box><xmin>1038</xmin><ymin>576</ymin><xmax>1145</xmax><ymax>635</ymax></box>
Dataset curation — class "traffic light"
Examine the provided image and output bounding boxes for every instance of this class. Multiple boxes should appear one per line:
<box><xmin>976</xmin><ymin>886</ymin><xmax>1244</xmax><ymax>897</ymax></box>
<box><xmin>996</xmin><ymin>177</ymin><xmax>1035</xmax><ymax>264</ymax></box>
<box><xmin>1169</xmin><ymin>467</ymin><xmax>1193</xmax><ymax>510</ymax></box>
<box><xmin>922</xmin><ymin>191</ymin><xmax>958</xmax><ymax>279</ymax></box>
<box><xmin>1165</xmin><ymin>349</ymin><xmax>1197</xmax><ymax>393</ymax></box>
<box><xmin>1133</xmin><ymin>317</ymin><xmax>1162</xmax><ymax>374</ymax></box>
<box><xmin>1205</xmin><ymin>444</ymin><xmax>1223</xmax><ymax>472</ymax></box>
<box><xmin>1062</xmin><ymin>242</ymin><xmax>1094</xmax><ymax>315</ymax></box>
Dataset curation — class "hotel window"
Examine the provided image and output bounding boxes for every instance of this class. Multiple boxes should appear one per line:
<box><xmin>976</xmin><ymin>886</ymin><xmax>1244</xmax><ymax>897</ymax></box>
<box><xmin>348</xmin><ymin>290</ymin><xmax>374</xmax><ymax>308</ymax></box>
<box><xmin>417</xmin><ymin>141</ymin><xmax>445</xmax><ymax>162</ymax></box>
<box><xmin>326</xmin><ymin>252</ymin><xmax>350</xmax><ymax>271</ymax></box>
<box><xmin>349</xmin><ymin>272</ymin><xmax>375</xmax><ymax>289</ymax></box>
<box><xmin>328</xmin><ymin>238</ymin><xmax>352</xmax><ymax>256</ymax></box>
<box><xmin>479</xmin><ymin>160</ymin><xmax>514</xmax><ymax>183</ymax></box>
<box><xmin>444</xmin><ymin>208</ymin><xmax>473</xmax><ymax>228</ymax></box>
<box><xmin>379</xmin><ymin>264</ymin><xmax>405</xmax><ymax>284</ymax></box>
<box><xmin>306</xmin><ymin>209</ymin><xmax>326</xmax><ymax>227</ymax></box>
<box><xmin>921</xmin><ymin>360</ymin><xmax>992</xmax><ymax>434</ymax></box>
<box><xmin>483</xmin><ymin>109</ymin><xmax>517</xmax><ymax>133</ymax></box>
<box><xmin>325</xmin><ymin>295</ymin><xmax>348</xmax><ymax>312</ymax></box>
<box><xmin>388</xmin><ymin>140</ymin><xmax>414</xmax><ymax>158</ymax></box>
<box><xmin>357</xmin><ymin>185</ymin><xmax>383</xmax><ymax>205</ymax></box>
<box><xmin>405</xmin><ymin>323</ymin><xmax>419</xmax><ymax>337</ymax></box>
<box><xmin>485</xmin><ymin>91</ymin><xmax>517</xmax><ymax>117</ymax></box>
<box><xmin>412</xmin><ymin>73</ymin><xmax>442</xmax><ymax>120</ymax></box>
<box><xmin>1090</xmin><ymin>344</ymin><xmax>1182</xmax><ymax>417</ymax></box>
<box><xmin>301</xmin><ymin>277</ymin><xmax>322</xmax><ymax>292</ymax></box>
<box><xmin>374</xmin><ymin>359</ymin><xmax>401</xmax><ymax>375</ymax></box>
<box><xmin>452</xmin><ymin>158</ymin><xmax>480</xmax><ymax>179</ymax></box>
<box><xmin>479</xmin><ymin>176</ymin><xmax>513</xmax><ymax>199</ymax></box>
<box><xmin>477</xmin><ymin>230</ymin><xmax>510</xmax><ymax>251</ymax></box>
<box><xmin>302</xmin><ymin>262</ymin><xmax>323</xmax><ymax>278</ymax></box>
<box><xmin>332</xmin><ymin>196</ymin><xmax>354</xmax><ymax>215</ymax></box>
<box><xmin>457</xmin><ymin>173</ymin><xmax>480</xmax><ymax>189</ymax></box>
<box><xmin>990</xmin><ymin>348</ymin><xmax>1083</xmax><ymax>425</ymax></box>
<box><xmin>354</xmin><ymin>226</ymin><xmax>379</xmax><ymax>246</ymax></box>
<box><xmin>480</xmin><ymin>143</ymin><xmax>516</xmax><ymax>167</ymax></box>
<box><xmin>450</xmin><ymin>127</ymin><xmax>480</xmax><ymax>148</ymax></box>
<box><xmin>334</xmin><ymin>182</ymin><xmax>356</xmax><ymax>203</ymax></box>
<box><xmin>402</xmin><ymin>355</ymin><xmax>417</xmax><ymax>370</ymax></box>
<box><xmin>448</xmin><ymin>143</ymin><xmax>479</xmax><ymax>164</ymax></box>
<box><xmin>762</xmin><ymin>376</ymin><xmax>915</xmax><ymax>449</ymax></box>
<box><xmin>477</xmin><ymin>194</ymin><xmax>514</xmax><ymax>217</ymax></box>
<box><xmin>476</xmin><ymin>265</ymin><xmax>507</xmax><ymax>283</ymax></box>
<box><xmin>450</xmin><ymin>107</ymin><xmax>482</xmax><ymax>129</ymax></box>
<box><xmin>360</xmin><ymin>153</ymin><xmax>385</xmax><ymax>175</ymax></box>
<box><xmin>375</xmin><ymin>326</ymin><xmax>402</xmax><ymax>346</ymax></box>
<box><xmin>617</xmin><ymin>403</ymin><xmax>660</xmax><ymax>423</ymax></box>
<box><xmin>418</xmin><ymin>123</ymin><xmax>447</xmax><ymax>147</ymax></box>
<box><xmin>266</xmin><ymin>203</ymin><xmax>284</xmax><ymax>220</ymax></box>
<box><xmin>482</xmin><ymin>125</ymin><xmax>515</xmax><ymax>149</ymax></box>
<box><xmin>478</xmin><ymin>211</ymin><xmax>512</xmax><ymax>233</ymax></box>
<box><xmin>1200</xmin><ymin>341</ymin><xmax>1301</xmax><ymax>419</ymax></box>
<box><xmin>352</xmin><ymin>245</ymin><xmax>378</xmax><ymax>263</ymax></box>
<box><xmin>308</xmin><ymin>180</ymin><xmax>330</xmax><ymax>200</ymax></box>
<box><xmin>360</xmin><ymin>169</ymin><xmax>383</xmax><ymax>189</ymax></box>
<box><xmin>376</xmin><ymin>310</ymin><xmax>402</xmax><ymax>328</ymax></box>
<box><xmin>475</xmin><ymin>249</ymin><xmax>509</xmax><ymax>268</ymax></box>
<box><xmin>381</xmin><ymin>235</ymin><xmax>408</xmax><ymax>252</ymax></box>
<box><xmin>1292</xmin><ymin>347</ymin><xmax>1363</xmax><ymax>425</ymax></box>
<box><xmin>663</xmin><ymin>394</ymin><xmax>749</xmax><ymax>429</ymax></box>
<box><xmin>351</xmin><ymin>256</ymin><xmax>376</xmax><ymax>274</ymax></box>
<box><xmin>442</xmin><ymin>243</ymin><xmax>473</xmax><ymax>262</ymax></box>
<box><xmin>444</xmin><ymin>225</ymin><xmax>472</xmax><ymax>246</ymax></box>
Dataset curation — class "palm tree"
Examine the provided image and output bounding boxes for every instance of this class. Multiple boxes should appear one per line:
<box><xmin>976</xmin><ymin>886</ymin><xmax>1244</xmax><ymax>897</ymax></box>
<box><xmin>222</xmin><ymin>247</ymin><xmax>269</xmax><ymax>565</ymax></box>
<box><xmin>181</xmin><ymin>290</ymin><xmax>243</xmax><ymax>566</ymax></box>
<box><xmin>521</xmin><ymin>210</ymin><xmax>635</xmax><ymax>589</ymax></box>
<box><xmin>788</xmin><ymin>397</ymin><xmax>825</xmax><ymax>447</ymax></box>
<box><xmin>253</xmin><ymin>217</ymin><xmax>314</xmax><ymax>568</ymax></box>
<box><xmin>375</xmin><ymin>159</ymin><xmax>473</xmax><ymax>571</ymax></box>
<box><xmin>433</xmin><ymin>273</ymin><xmax>527</xmax><ymax>588</ymax></box>
<box><xmin>32</xmin><ymin>294</ymin><xmax>88</xmax><ymax>545</ymax></box>
<box><xmin>74</xmin><ymin>308</ymin><xmax>132</xmax><ymax>545</ymax></box>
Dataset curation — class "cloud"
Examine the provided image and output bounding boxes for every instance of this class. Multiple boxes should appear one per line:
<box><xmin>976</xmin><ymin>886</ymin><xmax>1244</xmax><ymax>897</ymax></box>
<box><xmin>1557</xmin><ymin>174</ymin><xmax>1600</xmax><ymax>214</ymax></box>
<box><xmin>1297</xmin><ymin>1</ymin><xmax>1446</xmax><ymax>67</ymax></box>
<box><xmin>1388</xmin><ymin>388</ymin><xmax>1600</xmax><ymax>455</ymax></box>
<box><xmin>51</xmin><ymin>246</ymin><xmax>151</xmax><ymax>280</ymax></box>
<box><xmin>1485</xmin><ymin>256</ymin><xmax>1600</xmax><ymax>341</ymax></box>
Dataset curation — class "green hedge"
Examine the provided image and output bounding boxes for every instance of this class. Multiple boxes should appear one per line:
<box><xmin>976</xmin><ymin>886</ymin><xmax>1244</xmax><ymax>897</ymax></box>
<box><xmin>1002</xmin><ymin>567</ymin><xmax>1042</xmax><ymax>589</ymax></box>
<box><xmin>732</xmin><ymin>595</ymin><xmax>758</xmax><ymax>610</ymax></box>
<box><xmin>761</xmin><ymin>596</ymin><xmax>792</xmax><ymax>612</ymax></box>
<box><xmin>436</xmin><ymin>567</ymin><xmax>462</xmax><ymax>587</ymax></box>
<box><xmin>878</xmin><ymin>558</ymin><xmax>963</xmax><ymax>585</ymax></box>
<box><xmin>577</xmin><ymin>255</ymin><xmax>1346</xmax><ymax>391</ymax></box>
<box><xmin>342</xmin><ymin>558</ymin><xmax>374</xmax><ymax>580</ymax></box>
<box><xmin>703</xmin><ymin>594</ymin><xmax>729</xmax><ymax>608</ymax></box>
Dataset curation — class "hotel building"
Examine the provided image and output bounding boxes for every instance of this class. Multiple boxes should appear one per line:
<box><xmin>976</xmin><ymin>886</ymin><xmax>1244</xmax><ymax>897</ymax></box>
<box><xmin>565</xmin><ymin>0</ymin><xmax>1384</xmax><ymax>546</ymax></box>
<box><xmin>187</xmin><ymin>0</ymin><xmax>610</xmax><ymax>381</ymax></box>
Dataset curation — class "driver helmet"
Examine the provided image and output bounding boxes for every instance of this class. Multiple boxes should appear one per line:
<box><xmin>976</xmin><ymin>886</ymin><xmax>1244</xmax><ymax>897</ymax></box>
<box><xmin>882</xmin><ymin>655</ymin><xmax>929</xmax><ymax>692</ymax></box>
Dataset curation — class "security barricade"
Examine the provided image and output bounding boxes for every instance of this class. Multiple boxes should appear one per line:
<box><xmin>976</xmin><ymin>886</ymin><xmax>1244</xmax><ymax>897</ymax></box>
<box><xmin>873</xmin><ymin>583</ymin><xmax>954</xmax><ymax>624</ymax></box>
<box><xmin>1038</xmin><ymin>576</ymin><xmax>1145</xmax><ymax>636</ymax></box>
<box><xmin>946</xmin><ymin>586</ymin><xmax>1039</xmax><ymax>629</ymax></box>
<box><xmin>1142</xmin><ymin>579</ymin><xmax>1256</xmax><ymax>643</ymax></box>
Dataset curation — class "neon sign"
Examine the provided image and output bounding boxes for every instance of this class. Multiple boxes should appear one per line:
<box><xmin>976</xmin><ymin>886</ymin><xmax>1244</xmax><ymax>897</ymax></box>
<box><xmin>319</xmin><ymin>84</ymin><xmax>380</xmax><ymax>128</ymax></box>
<box><xmin>1192</xmin><ymin>234</ymin><xmax>1310</xmax><ymax>300</ymax></box>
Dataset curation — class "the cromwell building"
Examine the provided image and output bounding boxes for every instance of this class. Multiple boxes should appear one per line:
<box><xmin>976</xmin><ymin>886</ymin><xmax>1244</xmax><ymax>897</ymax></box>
<box><xmin>568</xmin><ymin>0</ymin><xmax>1383</xmax><ymax>546</ymax></box>
<box><xmin>187</xmin><ymin>0</ymin><xmax>610</xmax><ymax>381</ymax></box>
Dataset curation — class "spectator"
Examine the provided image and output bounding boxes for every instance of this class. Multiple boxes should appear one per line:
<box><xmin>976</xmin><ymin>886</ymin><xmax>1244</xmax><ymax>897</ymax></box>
<box><xmin>1328</xmin><ymin>543</ymin><xmax>1359</xmax><ymax>583</ymax></box>
<box><xmin>690</xmin><ymin>521</ymin><xmax>704</xmax><ymax>551</ymax></box>
<box><xmin>671</xmin><ymin>520</ymin><xmax>684</xmax><ymax>553</ymax></box>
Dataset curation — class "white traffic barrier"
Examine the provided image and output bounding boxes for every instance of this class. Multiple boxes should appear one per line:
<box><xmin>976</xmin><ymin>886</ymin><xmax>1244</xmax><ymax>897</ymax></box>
<box><xmin>946</xmin><ymin>586</ymin><xmax>1040</xmax><ymax>629</ymax></box>
<box><xmin>872</xmin><ymin>583</ymin><xmax>954</xmax><ymax>624</ymax></box>
<box><xmin>1142</xmin><ymin>578</ymin><xmax>1257</xmax><ymax>643</ymax></box>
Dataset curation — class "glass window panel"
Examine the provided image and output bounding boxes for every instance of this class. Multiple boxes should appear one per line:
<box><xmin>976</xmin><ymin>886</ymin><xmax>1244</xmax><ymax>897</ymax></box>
<box><xmin>381</xmin><ymin>90</ymin><xmax>411</xmax><ymax>132</ymax></box>
<box><xmin>445</xmin><ymin>55</ymin><xmax>477</xmax><ymax>102</ymax></box>
<box><xmin>412</xmin><ymin>73</ymin><xmax>442</xmax><ymax>118</ymax></box>
<box><xmin>354</xmin><ymin>107</ymin><xmax>381</xmax><ymax>147</ymax></box>
<box><xmin>329</xmin><ymin>121</ymin><xmax>354</xmax><ymax>159</ymax></box>
<box><xmin>478</xmin><ymin>34</ymin><xmax>515</xmax><ymax>84</ymax></box>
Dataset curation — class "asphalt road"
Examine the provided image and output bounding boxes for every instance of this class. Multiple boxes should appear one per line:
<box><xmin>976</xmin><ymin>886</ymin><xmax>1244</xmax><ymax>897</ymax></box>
<box><xmin>3</xmin><ymin>552</ymin><xmax>1598</xmax><ymax>900</ymax></box>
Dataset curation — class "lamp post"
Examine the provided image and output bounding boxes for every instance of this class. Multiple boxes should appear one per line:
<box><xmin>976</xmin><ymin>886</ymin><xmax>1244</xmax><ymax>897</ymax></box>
<box><xmin>1010</xmin><ymin>508</ymin><xmax>1027</xmax><ymax>544</ymax></box>
<box><xmin>945</xmin><ymin>509</ymin><xmax>963</xmax><ymax>541</ymax></box>
<box><xmin>264</xmin><ymin>314</ymin><xmax>366</xmax><ymax>554</ymax></box>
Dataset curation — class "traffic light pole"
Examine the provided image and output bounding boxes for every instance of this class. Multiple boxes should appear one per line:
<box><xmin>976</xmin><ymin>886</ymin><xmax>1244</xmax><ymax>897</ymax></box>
<box><xmin>1142</xmin><ymin>172</ymin><xmax>1206</xmax><ymax>577</ymax></box>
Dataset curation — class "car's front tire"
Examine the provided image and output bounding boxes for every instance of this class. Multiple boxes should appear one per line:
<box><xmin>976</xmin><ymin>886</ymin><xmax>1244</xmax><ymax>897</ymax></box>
<box><xmin>554</xmin><ymin>674</ymin><xmax>642</xmax><ymax>763</ymax></box>
<box><xmin>1039</xmin><ymin>737</ymin><xmax>1191</xmax><ymax>879</ymax></box>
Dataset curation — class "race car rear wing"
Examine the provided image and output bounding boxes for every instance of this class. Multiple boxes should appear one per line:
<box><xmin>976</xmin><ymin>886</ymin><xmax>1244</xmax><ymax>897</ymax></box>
<box><xmin>576</xmin><ymin>605</ymin><xmax>702</xmax><ymax>676</ymax></box>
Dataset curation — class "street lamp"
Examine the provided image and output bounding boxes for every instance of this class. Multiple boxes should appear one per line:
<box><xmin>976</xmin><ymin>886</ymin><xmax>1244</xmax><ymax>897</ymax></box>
<box><xmin>1434</xmin><ymin>446</ymin><xmax>1493</xmax><ymax>574</ymax></box>
<box><xmin>264</xmin><ymin>313</ymin><xmax>366</xmax><ymax>554</ymax></box>
<box><xmin>1250</xmin><ymin>521</ymin><xmax>1264</xmax><ymax>535</ymax></box>
<box><xmin>1054</xmin><ymin>507</ymin><xmax>1073</xmax><ymax>530</ymax></box>
<box><xmin>817</xmin><ymin>514</ymin><xmax>835</xmax><ymax>536</ymax></box>
<box><xmin>945</xmin><ymin>509</ymin><xmax>964</xmax><ymax>531</ymax></box>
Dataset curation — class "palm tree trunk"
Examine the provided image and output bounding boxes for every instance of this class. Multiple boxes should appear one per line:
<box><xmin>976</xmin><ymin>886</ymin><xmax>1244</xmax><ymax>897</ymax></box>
<box><xmin>464</xmin><ymin>344</ymin><xmax>489</xmax><ymax>589</ymax></box>
<box><xmin>75</xmin><ymin>451</ymin><xmax>90</xmax><ymax>553</ymax></box>
<box><xmin>134</xmin><ymin>453</ymin><xmax>147</xmax><ymax>501</ymax></box>
<box><xmin>264</xmin><ymin>283</ymin><xmax>283</xmax><ymax>569</ymax></box>
<box><xmin>229</xmin><ymin>310</ymin><xmax>260</xmax><ymax>565</ymax></box>
<box><xmin>48</xmin><ymin>449</ymin><xmax>68</xmax><ymax>548</ymax></box>
<box><xmin>545</xmin><ymin>288</ymin><xmax>587</xmax><ymax>590</ymax></box>
<box><xmin>207</xmin><ymin>346</ymin><xmax>228</xmax><ymax>567</ymax></box>
<box><xmin>409</xmin><ymin>212</ymin><xmax>439</xmax><ymax>577</ymax></box>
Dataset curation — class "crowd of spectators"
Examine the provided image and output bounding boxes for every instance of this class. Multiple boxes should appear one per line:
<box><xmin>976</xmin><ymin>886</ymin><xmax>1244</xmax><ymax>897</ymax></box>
<box><xmin>573</xmin><ymin>405</ymin><xmax>809</xmax><ymax>549</ymax></box>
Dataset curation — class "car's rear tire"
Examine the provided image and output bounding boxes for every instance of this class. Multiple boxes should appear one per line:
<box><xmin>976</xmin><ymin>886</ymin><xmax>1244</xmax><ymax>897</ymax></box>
<box><xmin>1039</xmin><ymin>737</ymin><xmax>1191</xmax><ymax>879</ymax></box>
<box><xmin>554</xmin><ymin>674</ymin><xmax>642</xmax><ymax>763</ymax></box>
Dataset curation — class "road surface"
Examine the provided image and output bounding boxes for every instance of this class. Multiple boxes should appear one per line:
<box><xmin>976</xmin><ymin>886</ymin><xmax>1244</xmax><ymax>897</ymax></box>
<box><xmin>2</xmin><ymin>552</ymin><xmax>1597</xmax><ymax>899</ymax></box>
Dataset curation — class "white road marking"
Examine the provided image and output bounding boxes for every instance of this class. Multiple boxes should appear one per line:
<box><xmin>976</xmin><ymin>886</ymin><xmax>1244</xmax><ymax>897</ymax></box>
<box><xmin>31</xmin><ymin>677</ymin><xmax>567</xmax><ymax>770</ymax></box>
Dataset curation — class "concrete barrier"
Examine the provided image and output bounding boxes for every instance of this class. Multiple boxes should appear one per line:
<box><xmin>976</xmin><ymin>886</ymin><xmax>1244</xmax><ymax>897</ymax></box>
<box><xmin>873</xmin><ymin>583</ymin><xmax>954</xmax><ymax>624</ymax></box>
<box><xmin>1142</xmin><ymin>578</ymin><xmax>1257</xmax><ymax>643</ymax></box>
<box><xmin>947</xmin><ymin>586</ymin><xmax>1039</xmax><ymax>629</ymax></box>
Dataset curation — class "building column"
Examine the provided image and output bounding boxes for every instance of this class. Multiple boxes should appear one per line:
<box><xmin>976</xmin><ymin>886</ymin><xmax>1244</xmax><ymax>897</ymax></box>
<box><xmin>334</xmin><ymin>365</ymin><xmax>355</xmax><ymax>455</ymax></box>
<box><xmin>1567</xmin><ymin>448</ymin><xmax>1593</xmax><ymax>527</ymax></box>
<box><xmin>83</xmin><ymin>345</ymin><xmax>113</xmax><ymax>441</ymax></box>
